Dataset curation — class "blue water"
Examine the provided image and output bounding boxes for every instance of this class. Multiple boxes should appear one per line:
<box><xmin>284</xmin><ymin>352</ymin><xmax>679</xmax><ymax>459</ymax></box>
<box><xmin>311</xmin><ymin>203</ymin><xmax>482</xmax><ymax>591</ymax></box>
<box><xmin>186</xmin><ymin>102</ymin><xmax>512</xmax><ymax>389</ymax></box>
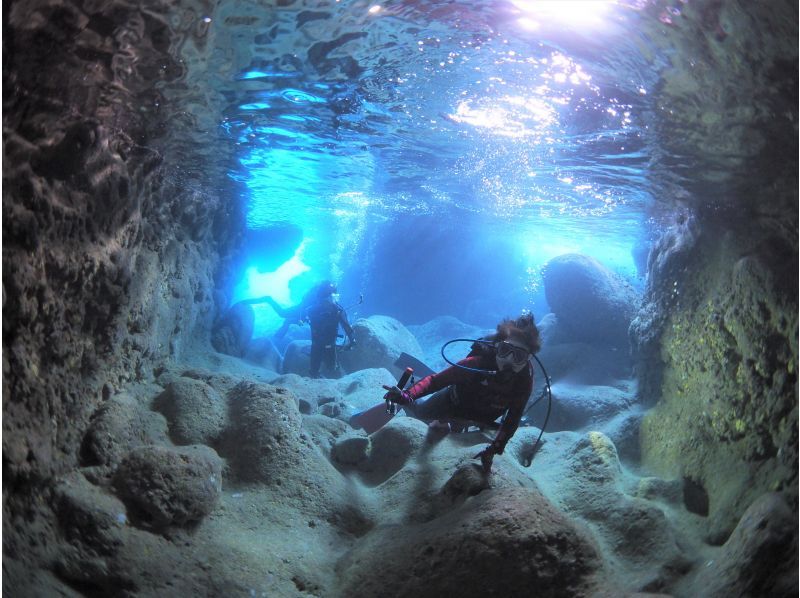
<box><xmin>196</xmin><ymin>0</ymin><xmax>784</xmax><ymax>335</ymax></box>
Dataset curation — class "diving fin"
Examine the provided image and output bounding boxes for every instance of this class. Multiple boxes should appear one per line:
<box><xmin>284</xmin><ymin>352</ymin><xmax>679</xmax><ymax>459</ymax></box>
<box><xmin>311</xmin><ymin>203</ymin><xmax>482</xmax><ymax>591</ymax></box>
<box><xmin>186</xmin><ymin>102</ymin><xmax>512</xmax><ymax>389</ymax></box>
<box><xmin>348</xmin><ymin>402</ymin><xmax>396</xmax><ymax>435</ymax></box>
<box><xmin>350</xmin><ymin>367</ymin><xmax>414</xmax><ymax>435</ymax></box>
<box><xmin>393</xmin><ymin>352</ymin><xmax>435</xmax><ymax>378</ymax></box>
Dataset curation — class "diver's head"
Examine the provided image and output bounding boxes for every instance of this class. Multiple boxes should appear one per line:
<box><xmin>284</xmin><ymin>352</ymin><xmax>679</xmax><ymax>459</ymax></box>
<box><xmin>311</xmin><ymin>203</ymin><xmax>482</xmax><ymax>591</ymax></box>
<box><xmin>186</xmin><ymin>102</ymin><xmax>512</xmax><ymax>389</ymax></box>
<box><xmin>494</xmin><ymin>313</ymin><xmax>541</xmax><ymax>373</ymax></box>
<box><xmin>317</xmin><ymin>280</ymin><xmax>337</xmax><ymax>299</ymax></box>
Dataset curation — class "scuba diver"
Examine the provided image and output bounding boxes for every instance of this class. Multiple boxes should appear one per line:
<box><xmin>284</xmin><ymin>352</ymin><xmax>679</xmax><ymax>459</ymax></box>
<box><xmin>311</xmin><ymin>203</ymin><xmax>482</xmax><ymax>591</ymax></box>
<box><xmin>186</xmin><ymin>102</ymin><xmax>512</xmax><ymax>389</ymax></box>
<box><xmin>382</xmin><ymin>313</ymin><xmax>541</xmax><ymax>472</ymax></box>
<box><xmin>304</xmin><ymin>280</ymin><xmax>356</xmax><ymax>378</ymax></box>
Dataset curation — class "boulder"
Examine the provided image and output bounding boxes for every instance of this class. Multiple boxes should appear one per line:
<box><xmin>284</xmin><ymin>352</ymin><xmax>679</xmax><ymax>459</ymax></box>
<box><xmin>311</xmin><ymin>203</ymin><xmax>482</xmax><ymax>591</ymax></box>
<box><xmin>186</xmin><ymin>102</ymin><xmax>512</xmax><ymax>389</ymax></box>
<box><xmin>80</xmin><ymin>393</ymin><xmax>169</xmax><ymax>468</ymax></box>
<box><xmin>282</xmin><ymin>340</ymin><xmax>312</xmax><ymax>376</ymax></box>
<box><xmin>219</xmin><ymin>381</ymin><xmax>302</xmax><ymax>483</ymax></box>
<box><xmin>269</xmin><ymin>372</ymin><xmax>339</xmax><ymax>414</ymax></box>
<box><xmin>54</xmin><ymin>472</ymin><xmax>129</xmax><ymax>556</ymax></box>
<box><xmin>336</xmin><ymin>486</ymin><xmax>601</xmax><ymax>597</ymax></box>
<box><xmin>152</xmin><ymin>377</ymin><xmax>227</xmax><ymax>446</ymax></box>
<box><xmin>335</xmin><ymin>368</ymin><xmax>398</xmax><ymax>417</ymax></box>
<box><xmin>338</xmin><ymin>315</ymin><xmax>423</xmax><ymax>378</ymax></box>
<box><xmin>332</xmin><ymin>417</ymin><xmax>428</xmax><ymax>487</ymax></box>
<box><xmin>533</xmin><ymin>431</ymin><xmax>688</xmax><ymax>589</ymax></box>
<box><xmin>408</xmin><ymin>316</ymin><xmax>492</xmax><ymax>372</ymax></box>
<box><xmin>537</xmin><ymin>338</ymin><xmax>633</xmax><ymax>385</ymax></box>
<box><xmin>687</xmin><ymin>492</ymin><xmax>797</xmax><ymax>597</ymax></box>
<box><xmin>113</xmin><ymin>444</ymin><xmax>223</xmax><ymax>529</ymax></box>
<box><xmin>543</xmin><ymin>253</ymin><xmax>639</xmax><ymax>348</ymax></box>
<box><xmin>537</xmin><ymin>382</ymin><xmax>635</xmax><ymax>432</ymax></box>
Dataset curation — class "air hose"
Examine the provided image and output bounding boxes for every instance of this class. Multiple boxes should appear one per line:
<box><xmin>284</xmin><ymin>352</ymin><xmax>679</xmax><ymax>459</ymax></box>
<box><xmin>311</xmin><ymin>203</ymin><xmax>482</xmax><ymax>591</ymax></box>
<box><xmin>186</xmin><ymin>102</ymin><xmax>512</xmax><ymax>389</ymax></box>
<box><xmin>440</xmin><ymin>337</ymin><xmax>552</xmax><ymax>468</ymax></box>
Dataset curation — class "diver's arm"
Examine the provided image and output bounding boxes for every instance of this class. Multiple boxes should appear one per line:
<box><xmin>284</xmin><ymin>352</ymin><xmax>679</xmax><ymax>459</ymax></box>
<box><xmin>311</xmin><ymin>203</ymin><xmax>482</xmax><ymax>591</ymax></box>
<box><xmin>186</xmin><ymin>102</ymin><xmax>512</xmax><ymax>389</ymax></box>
<box><xmin>404</xmin><ymin>356</ymin><xmax>479</xmax><ymax>401</ymax></box>
<box><xmin>338</xmin><ymin>309</ymin><xmax>355</xmax><ymax>343</ymax></box>
<box><xmin>490</xmin><ymin>368</ymin><xmax>534</xmax><ymax>454</ymax></box>
<box><xmin>491</xmin><ymin>397</ymin><xmax>526</xmax><ymax>454</ymax></box>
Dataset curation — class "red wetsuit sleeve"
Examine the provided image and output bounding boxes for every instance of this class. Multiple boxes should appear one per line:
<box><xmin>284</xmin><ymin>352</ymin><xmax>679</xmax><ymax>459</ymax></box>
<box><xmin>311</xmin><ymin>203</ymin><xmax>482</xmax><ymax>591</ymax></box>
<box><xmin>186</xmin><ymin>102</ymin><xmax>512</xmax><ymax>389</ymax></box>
<box><xmin>491</xmin><ymin>364</ymin><xmax>534</xmax><ymax>454</ymax></box>
<box><xmin>404</xmin><ymin>356</ymin><xmax>481</xmax><ymax>401</ymax></box>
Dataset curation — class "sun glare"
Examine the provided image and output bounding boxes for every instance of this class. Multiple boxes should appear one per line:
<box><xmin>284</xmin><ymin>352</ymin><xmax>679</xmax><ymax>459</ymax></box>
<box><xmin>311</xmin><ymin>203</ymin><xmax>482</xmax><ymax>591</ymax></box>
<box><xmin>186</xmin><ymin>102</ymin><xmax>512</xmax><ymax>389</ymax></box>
<box><xmin>511</xmin><ymin>0</ymin><xmax>616</xmax><ymax>31</ymax></box>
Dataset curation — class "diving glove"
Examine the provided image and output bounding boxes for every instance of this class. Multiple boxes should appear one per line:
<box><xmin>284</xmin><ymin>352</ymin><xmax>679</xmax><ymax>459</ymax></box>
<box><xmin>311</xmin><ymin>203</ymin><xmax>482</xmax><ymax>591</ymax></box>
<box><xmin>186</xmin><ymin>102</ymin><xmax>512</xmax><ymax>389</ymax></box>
<box><xmin>381</xmin><ymin>385</ymin><xmax>412</xmax><ymax>405</ymax></box>
<box><xmin>473</xmin><ymin>444</ymin><xmax>498</xmax><ymax>473</ymax></box>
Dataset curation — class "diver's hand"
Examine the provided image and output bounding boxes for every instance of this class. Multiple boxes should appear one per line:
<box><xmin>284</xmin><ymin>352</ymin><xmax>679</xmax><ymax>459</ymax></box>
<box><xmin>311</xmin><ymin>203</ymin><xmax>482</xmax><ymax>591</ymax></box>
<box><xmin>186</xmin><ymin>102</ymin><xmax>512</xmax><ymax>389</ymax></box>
<box><xmin>382</xmin><ymin>385</ymin><xmax>412</xmax><ymax>405</ymax></box>
<box><xmin>473</xmin><ymin>445</ymin><xmax>497</xmax><ymax>473</ymax></box>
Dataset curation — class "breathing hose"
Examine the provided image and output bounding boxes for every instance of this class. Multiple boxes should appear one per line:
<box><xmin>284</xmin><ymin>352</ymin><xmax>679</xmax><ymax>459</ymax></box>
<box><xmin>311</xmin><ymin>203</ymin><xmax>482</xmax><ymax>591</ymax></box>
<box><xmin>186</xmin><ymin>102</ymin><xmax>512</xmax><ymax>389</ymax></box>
<box><xmin>440</xmin><ymin>337</ymin><xmax>553</xmax><ymax>468</ymax></box>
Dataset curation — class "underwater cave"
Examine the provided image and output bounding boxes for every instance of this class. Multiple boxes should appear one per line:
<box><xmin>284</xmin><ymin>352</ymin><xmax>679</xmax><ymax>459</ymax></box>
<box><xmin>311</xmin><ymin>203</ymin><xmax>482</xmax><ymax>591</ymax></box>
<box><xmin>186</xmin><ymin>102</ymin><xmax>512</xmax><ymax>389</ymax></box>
<box><xmin>2</xmin><ymin>0</ymin><xmax>798</xmax><ymax>596</ymax></box>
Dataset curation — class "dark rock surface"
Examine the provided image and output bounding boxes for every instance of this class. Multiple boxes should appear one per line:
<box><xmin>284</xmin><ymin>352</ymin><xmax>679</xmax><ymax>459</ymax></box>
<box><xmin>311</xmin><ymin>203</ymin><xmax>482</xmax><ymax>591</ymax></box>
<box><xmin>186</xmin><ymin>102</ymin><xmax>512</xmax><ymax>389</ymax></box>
<box><xmin>211</xmin><ymin>301</ymin><xmax>255</xmax><ymax>357</ymax></box>
<box><xmin>80</xmin><ymin>390</ymin><xmax>170</xmax><ymax>468</ymax></box>
<box><xmin>218</xmin><ymin>381</ymin><xmax>303</xmax><ymax>483</ymax></box>
<box><xmin>153</xmin><ymin>377</ymin><xmax>227</xmax><ymax>446</ymax></box>
<box><xmin>113</xmin><ymin>444</ymin><xmax>223</xmax><ymax>529</ymax></box>
<box><xmin>336</xmin><ymin>486</ymin><xmax>602</xmax><ymax>598</ymax></box>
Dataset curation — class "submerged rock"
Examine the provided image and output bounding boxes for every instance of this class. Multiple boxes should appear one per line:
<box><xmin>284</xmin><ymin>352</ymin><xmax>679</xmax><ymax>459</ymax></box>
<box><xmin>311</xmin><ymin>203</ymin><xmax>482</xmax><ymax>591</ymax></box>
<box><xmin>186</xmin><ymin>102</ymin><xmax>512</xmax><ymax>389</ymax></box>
<box><xmin>282</xmin><ymin>339</ymin><xmax>312</xmax><ymax>376</ymax></box>
<box><xmin>220</xmin><ymin>381</ymin><xmax>303</xmax><ymax>483</ymax></box>
<box><xmin>210</xmin><ymin>301</ymin><xmax>254</xmax><ymax>357</ymax></box>
<box><xmin>243</xmin><ymin>336</ymin><xmax>282</xmax><ymax>373</ymax></box>
<box><xmin>542</xmin><ymin>382</ymin><xmax>635</xmax><ymax>432</ymax></box>
<box><xmin>543</xmin><ymin>253</ymin><xmax>639</xmax><ymax>349</ymax></box>
<box><xmin>338</xmin><ymin>315</ymin><xmax>424</xmax><ymax>378</ymax></box>
<box><xmin>153</xmin><ymin>377</ymin><xmax>227</xmax><ymax>446</ymax></box>
<box><xmin>80</xmin><ymin>392</ymin><xmax>170</xmax><ymax>468</ymax></box>
<box><xmin>55</xmin><ymin>472</ymin><xmax>128</xmax><ymax>556</ymax></box>
<box><xmin>686</xmin><ymin>492</ymin><xmax>797</xmax><ymax>597</ymax></box>
<box><xmin>336</xmin><ymin>486</ymin><xmax>601</xmax><ymax>597</ymax></box>
<box><xmin>113</xmin><ymin>444</ymin><xmax>222</xmax><ymax>529</ymax></box>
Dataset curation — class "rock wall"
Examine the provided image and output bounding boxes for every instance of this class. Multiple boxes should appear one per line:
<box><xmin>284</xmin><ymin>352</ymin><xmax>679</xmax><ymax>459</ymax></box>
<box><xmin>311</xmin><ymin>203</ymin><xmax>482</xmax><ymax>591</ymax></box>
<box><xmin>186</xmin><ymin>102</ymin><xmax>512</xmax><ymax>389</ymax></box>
<box><xmin>2</xmin><ymin>0</ymin><xmax>239</xmax><ymax>575</ymax></box>
<box><xmin>633</xmin><ymin>211</ymin><xmax>798</xmax><ymax>543</ymax></box>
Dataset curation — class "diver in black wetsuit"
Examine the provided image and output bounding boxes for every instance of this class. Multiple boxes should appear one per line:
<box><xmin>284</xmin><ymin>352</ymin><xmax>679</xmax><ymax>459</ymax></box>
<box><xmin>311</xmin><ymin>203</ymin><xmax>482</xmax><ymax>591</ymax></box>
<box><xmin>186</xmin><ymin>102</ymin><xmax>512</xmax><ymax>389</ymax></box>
<box><xmin>304</xmin><ymin>281</ymin><xmax>356</xmax><ymax>378</ymax></box>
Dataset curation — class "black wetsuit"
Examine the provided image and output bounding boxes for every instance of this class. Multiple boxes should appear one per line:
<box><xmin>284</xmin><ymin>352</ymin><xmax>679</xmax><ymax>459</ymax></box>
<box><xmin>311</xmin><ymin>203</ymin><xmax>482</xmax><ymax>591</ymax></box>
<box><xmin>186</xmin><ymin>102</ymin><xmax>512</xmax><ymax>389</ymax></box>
<box><xmin>305</xmin><ymin>298</ymin><xmax>354</xmax><ymax>378</ymax></box>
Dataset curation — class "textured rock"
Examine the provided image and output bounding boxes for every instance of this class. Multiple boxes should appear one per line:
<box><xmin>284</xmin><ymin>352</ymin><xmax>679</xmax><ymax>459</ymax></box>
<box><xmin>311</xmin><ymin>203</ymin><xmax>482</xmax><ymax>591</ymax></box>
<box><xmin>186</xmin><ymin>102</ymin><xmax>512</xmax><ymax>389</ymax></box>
<box><xmin>270</xmin><ymin>372</ymin><xmax>339</xmax><ymax>413</ymax></box>
<box><xmin>210</xmin><ymin>301</ymin><xmax>254</xmax><ymax>357</ymax></box>
<box><xmin>80</xmin><ymin>392</ymin><xmax>170</xmax><ymax>468</ymax></box>
<box><xmin>686</xmin><ymin>492</ymin><xmax>797</xmax><ymax>597</ymax></box>
<box><xmin>269</xmin><ymin>367</ymin><xmax>397</xmax><ymax>423</ymax></box>
<box><xmin>543</xmin><ymin>253</ymin><xmax>640</xmax><ymax>348</ymax></box>
<box><xmin>336</xmin><ymin>486</ymin><xmax>601</xmax><ymax>598</ymax></box>
<box><xmin>334</xmin><ymin>417</ymin><xmax>427</xmax><ymax>487</ymax></box>
<box><xmin>538</xmin><ymin>337</ymin><xmax>634</xmax><ymax>384</ymax></box>
<box><xmin>113</xmin><ymin>445</ymin><xmax>223</xmax><ymax>529</ymax></box>
<box><xmin>638</xmin><ymin>226</ymin><xmax>798</xmax><ymax>541</ymax></box>
<box><xmin>55</xmin><ymin>472</ymin><xmax>129</xmax><ymax>556</ymax></box>
<box><xmin>544</xmin><ymin>382</ymin><xmax>634</xmax><ymax>431</ymax></box>
<box><xmin>535</xmin><ymin>431</ymin><xmax>688</xmax><ymax>590</ymax></box>
<box><xmin>153</xmin><ymin>377</ymin><xmax>227</xmax><ymax>446</ymax></box>
<box><xmin>219</xmin><ymin>381</ymin><xmax>303</xmax><ymax>483</ymax></box>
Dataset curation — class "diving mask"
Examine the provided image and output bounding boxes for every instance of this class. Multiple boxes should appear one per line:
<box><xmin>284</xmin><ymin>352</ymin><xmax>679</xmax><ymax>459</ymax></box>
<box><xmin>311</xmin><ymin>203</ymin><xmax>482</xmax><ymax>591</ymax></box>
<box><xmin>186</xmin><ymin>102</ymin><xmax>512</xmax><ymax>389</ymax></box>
<box><xmin>495</xmin><ymin>341</ymin><xmax>530</xmax><ymax>372</ymax></box>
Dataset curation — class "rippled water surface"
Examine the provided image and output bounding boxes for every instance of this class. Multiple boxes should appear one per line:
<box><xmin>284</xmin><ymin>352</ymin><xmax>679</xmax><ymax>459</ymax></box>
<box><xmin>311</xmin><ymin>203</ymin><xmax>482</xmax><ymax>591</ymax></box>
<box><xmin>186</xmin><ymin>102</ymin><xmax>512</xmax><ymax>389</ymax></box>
<box><xmin>152</xmin><ymin>0</ymin><xmax>796</xmax><ymax>325</ymax></box>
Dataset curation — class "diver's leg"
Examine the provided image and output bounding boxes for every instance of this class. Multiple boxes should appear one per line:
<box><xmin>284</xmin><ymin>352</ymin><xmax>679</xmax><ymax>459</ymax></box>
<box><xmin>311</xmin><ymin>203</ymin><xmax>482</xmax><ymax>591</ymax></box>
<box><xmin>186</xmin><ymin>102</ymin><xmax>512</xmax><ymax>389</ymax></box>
<box><xmin>309</xmin><ymin>342</ymin><xmax>322</xmax><ymax>378</ymax></box>
<box><xmin>319</xmin><ymin>344</ymin><xmax>337</xmax><ymax>378</ymax></box>
<box><xmin>406</xmin><ymin>387</ymin><xmax>455</xmax><ymax>422</ymax></box>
